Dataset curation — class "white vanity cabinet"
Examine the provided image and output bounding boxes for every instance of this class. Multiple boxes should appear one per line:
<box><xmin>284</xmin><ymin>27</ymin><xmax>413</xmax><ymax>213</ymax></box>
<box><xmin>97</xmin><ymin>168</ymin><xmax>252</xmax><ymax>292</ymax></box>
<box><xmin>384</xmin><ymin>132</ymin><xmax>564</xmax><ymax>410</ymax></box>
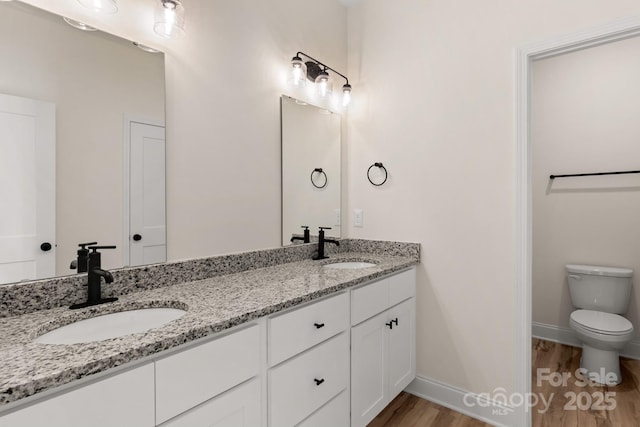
<box><xmin>350</xmin><ymin>268</ymin><xmax>416</xmax><ymax>427</ymax></box>
<box><xmin>0</xmin><ymin>265</ymin><xmax>417</xmax><ymax>427</ymax></box>
<box><xmin>0</xmin><ymin>363</ymin><xmax>155</xmax><ymax>427</ymax></box>
<box><xmin>267</xmin><ymin>292</ymin><xmax>350</xmax><ymax>427</ymax></box>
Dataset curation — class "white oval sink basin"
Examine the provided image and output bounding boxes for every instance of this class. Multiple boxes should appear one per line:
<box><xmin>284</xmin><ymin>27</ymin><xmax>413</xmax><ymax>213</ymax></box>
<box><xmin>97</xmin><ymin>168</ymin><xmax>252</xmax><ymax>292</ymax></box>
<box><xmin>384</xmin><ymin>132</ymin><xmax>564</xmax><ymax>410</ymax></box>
<box><xmin>323</xmin><ymin>261</ymin><xmax>376</xmax><ymax>269</ymax></box>
<box><xmin>34</xmin><ymin>308</ymin><xmax>186</xmax><ymax>344</ymax></box>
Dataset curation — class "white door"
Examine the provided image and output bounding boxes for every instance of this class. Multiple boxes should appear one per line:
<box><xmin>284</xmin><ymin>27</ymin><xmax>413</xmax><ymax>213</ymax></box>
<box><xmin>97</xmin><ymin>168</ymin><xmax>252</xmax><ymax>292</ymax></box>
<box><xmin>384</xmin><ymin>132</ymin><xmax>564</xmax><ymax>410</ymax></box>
<box><xmin>351</xmin><ymin>311</ymin><xmax>388</xmax><ymax>427</ymax></box>
<box><xmin>387</xmin><ymin>298</ymin><xmax>416</xmax><ymax>398</ymax></box>
<box><xmin>0</xmin><ymin>93</ymin><xmax>55</xmax><ymax>284</ymax></box>
<box><xmin>129</xmin><ymin>121</ymin><xmax>166</xmax><ymax>266</ymax></box>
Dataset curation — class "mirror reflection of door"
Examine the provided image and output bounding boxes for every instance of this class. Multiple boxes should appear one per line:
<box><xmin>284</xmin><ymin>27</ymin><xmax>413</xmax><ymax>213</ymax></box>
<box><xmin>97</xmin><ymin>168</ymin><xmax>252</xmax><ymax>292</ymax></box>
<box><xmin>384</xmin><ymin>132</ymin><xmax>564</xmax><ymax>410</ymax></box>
<box><xmin>0</xmin><ymin>93</ymin><xmax>55</xmax><ymax>283</ymax></box>
<box><xmin>127</xmin><ymin>120</ymin><xmax>166</xmax><ymax>267</ymax></box>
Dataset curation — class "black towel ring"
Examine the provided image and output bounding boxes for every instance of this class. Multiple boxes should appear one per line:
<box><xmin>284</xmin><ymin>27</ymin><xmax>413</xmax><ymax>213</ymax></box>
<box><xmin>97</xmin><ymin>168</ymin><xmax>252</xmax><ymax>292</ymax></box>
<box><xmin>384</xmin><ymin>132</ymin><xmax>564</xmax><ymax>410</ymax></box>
<box><xmin>367</xmin><ymin>162</ymin><xmax>388</xmax><ymax>186</ymax></box>
<box><xmin>311</xmin><ymin>168</ymin><xmax>328</xmax><ymax>189</ymax></box>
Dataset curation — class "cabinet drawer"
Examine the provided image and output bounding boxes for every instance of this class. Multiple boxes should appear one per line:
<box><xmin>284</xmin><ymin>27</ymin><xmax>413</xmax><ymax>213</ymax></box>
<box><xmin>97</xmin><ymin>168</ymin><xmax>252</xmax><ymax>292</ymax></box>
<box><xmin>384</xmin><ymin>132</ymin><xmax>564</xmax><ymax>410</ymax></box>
<box><xmin>269</xmin><ymin>332</ymin><xmax>349</xmax><ymax>427</ymax></box>
<box><xmin>388</xmin><ymin>269</ymin><xmax>416</xmax><ymax>307</ymax></box>
<box><xmin>351</xmin><ymin>277</ymin><xmax>389</xmax><ymax>325</ymax></box>
<box><xmin>269</xmin><ymin>292</ymin><xmax>349</xmax><ymax>366</ymax></box>
<box><xmin>159</xmin><ymin>378</ymin><xmax>260</xmax><ymax>427</ymax></box>
<box><xmin>298</xmin><ymin>389</ymin><xmax>349</xmax><ymax>427</ymax></box>
<box><xmin>155</xmin><ymin>324</ymin><xmax>260</xmax><ymax>424</ymax></box>
<box><xmin>351</xmin><ymin>269</ymin><xmax>416</xmax><ymax>326</ymax></box>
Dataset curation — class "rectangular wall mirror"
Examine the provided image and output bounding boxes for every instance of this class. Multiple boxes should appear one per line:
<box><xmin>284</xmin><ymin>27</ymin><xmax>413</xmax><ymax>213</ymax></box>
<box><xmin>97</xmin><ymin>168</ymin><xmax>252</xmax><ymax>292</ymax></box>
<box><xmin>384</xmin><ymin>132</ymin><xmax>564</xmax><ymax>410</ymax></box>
<box><xmin>281</xmin><ymin>95</ymin><xmax>341</xmax><ymax>245</ymax></box>
<box><xmin>0</xmin><ymin>1</ymin><xmax>166</xmax><ymax>285</ymax></box>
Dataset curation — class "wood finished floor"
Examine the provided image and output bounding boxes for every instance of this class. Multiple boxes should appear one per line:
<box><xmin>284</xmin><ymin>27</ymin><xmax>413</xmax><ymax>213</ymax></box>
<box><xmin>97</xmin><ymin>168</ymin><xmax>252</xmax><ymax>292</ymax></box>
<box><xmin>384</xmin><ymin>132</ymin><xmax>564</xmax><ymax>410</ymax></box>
<box><xmin>369</xmin><ymin>339</ymin><xmax>640</xmax><ymax>426</ymax></box>
<box><xmin>531</xmin><ymin>338</ymin><xmax>640</xmax><ymax>427</ymax></box>
<box><xmin>368</xmin><ymin>391</ymin><xmax>491</xmax><ymax>427</ymax></box>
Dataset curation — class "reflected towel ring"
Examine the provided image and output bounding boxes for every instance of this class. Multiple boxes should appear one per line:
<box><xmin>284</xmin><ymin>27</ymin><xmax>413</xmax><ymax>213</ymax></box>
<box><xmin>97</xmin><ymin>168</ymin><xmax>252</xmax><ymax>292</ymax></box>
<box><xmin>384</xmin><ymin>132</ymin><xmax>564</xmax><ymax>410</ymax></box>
<box><xmin>367</xmin><ymin>162</ymin><xmax>388</xmax><ymax>186</ymax></box>
<box><xmin>311</xmin><ymin>168</ymin><xmax>328</xmax><ymax>189</ymax></box>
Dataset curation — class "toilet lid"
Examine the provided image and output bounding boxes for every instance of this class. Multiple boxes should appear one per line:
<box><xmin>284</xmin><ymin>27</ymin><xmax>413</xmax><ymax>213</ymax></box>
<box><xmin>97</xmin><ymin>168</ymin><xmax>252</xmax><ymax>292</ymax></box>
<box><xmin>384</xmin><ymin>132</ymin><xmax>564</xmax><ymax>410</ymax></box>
<box><xmin>571</xmin><ymin>310</ymin><xmax>634</xmax><ymax>335</ymax></box>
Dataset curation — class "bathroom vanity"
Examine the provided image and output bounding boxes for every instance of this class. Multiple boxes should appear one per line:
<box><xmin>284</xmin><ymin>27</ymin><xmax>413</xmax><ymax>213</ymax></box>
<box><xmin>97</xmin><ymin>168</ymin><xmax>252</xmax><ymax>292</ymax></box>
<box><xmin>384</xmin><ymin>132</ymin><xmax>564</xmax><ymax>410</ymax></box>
<box><xmin>0</xmin><ymin>240</ymin><xmax>418</xmax><ymax>427</ymax></box>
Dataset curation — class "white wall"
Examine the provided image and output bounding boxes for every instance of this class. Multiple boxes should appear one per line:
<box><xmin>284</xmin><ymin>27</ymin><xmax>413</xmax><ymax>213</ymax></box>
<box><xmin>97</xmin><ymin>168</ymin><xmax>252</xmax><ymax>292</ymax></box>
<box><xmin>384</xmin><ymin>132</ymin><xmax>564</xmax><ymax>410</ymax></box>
<box><xmin>19</xmin><ymin>0</ymin><xmax>348</xmax><ymax>260</ymax></box>
<box><xmin>0</xmin><ymin>2</ymin><xmax>164</xmax><ymax>273</ymax></box>
<box><xmin>532</xmin><ymin>36</ymin><xmax>640</xmax><ymax>336</ymax></box>
<box><xmin>346</xmin><ymin>0</ymin><xmax>640</xmax><ymax>400</ymax></box>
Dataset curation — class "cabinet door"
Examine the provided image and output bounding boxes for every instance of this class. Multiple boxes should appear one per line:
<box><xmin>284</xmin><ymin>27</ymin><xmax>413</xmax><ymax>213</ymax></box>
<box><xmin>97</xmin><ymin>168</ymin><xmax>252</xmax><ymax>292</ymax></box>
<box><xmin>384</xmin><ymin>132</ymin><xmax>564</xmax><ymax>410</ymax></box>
<box><xmin>160</xmin><ymin>378</ymin><xmax>260</xmax><ymax>427</ymax></box>
<box><xmin>387</xmin><ymin>298</ymin><xmax>416</xmax><ymax>399</ymax></box>
<box><xmin>0</xmin><ymin>364</ymin><xmax>154</xmax><ymax>427</ymax></box>
<box><xmin>350</xmin><ymin>311</ymin><xmax>388</xmax><ymax>427</ymax></box>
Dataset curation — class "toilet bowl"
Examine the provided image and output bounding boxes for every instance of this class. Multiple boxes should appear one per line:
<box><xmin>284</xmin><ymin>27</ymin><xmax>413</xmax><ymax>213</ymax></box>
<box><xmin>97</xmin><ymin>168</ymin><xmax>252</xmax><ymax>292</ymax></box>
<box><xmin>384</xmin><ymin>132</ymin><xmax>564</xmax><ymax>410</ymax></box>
<box><xmin>567</xmin><ymin>264</ymin><xmax>634</xmax><ymax>385</ymax></box>
<box><xmin>569</xmin><ymin>309</ymin><xmax>633</xmax><ymax>384</ymax></box>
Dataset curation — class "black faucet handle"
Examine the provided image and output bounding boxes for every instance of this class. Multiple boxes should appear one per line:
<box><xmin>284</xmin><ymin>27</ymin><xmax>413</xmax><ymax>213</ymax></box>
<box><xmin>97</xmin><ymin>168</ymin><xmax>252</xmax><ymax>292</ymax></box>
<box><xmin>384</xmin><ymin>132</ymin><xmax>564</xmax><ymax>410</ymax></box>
<box><xmin>319</xmin><ymin>226</ymin><xmax>332</xmax><ymax>231</ymax></box>
<box><xmin>78</xmin><ymin>241</ymin><xmax>98</xmax><ymax>249</ymax></box>
<box><xmin>301</xmin><ymin>225</ymin><xmax>309</xmax><ymax>230</ymax></box>
<box><xmin>88</xmin><ymin>245</ymin><xmax>117</xmax><ymax>252</ymax></box>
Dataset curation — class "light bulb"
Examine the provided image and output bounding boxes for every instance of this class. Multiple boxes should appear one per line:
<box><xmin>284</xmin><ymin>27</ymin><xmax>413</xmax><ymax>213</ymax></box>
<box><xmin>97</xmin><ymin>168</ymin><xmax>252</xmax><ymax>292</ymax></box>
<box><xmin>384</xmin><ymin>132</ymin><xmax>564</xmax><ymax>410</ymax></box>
<box><xmin>342</xmin><ymin>84</ymin><xmax>352</xmax><ymax>107</ymax></box>
<box><xmin>154</xmin><ymin>0</ymin><xmax>185</xmax><ymax>39</ymax></box>
<box><xmin>77</xmin><ymin>0</ymin><xmax>118</xmax><ymax>14</ymax></box>
<box><xmin>290</xmin><ymin>56</ymin><xmax>306</xmax><ymax>86</ymax></box>
<box><xmin>315</xmin><ymin>70</ymin><xmax>330</xmax><ymax>97</ymax></box>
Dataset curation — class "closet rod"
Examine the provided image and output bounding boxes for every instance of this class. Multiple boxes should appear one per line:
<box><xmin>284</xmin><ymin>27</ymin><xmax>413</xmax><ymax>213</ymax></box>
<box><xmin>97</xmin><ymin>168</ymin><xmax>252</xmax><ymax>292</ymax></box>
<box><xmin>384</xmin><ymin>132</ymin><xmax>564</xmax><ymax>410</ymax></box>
<box><xmin>549</xmin><ymin>170</ymin><xmax>640</xmax><ymax>180</ymax></box>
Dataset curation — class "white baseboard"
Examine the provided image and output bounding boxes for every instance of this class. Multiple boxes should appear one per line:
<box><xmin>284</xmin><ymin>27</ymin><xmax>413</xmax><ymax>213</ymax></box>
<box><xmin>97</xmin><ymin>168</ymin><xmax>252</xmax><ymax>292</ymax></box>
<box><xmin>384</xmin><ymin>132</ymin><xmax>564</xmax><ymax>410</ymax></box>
<box><xmin>404</xmin><ymin>376</ymin><xmax>518</xmax><ymax>427</ymax></box>
<box><xmin>532</xmin><ymin>321</ymin><xmax>640</xmax><ymax>360</ymax></box>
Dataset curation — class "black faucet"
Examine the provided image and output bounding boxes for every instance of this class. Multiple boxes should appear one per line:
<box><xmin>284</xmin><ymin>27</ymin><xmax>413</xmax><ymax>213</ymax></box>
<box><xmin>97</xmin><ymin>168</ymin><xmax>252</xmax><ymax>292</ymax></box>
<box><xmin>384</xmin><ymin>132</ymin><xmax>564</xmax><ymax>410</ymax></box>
<box><xmin>290</xmin><ymin>226</ymin><xmax>311</xmax><ymax>244</ymax></box>
<box><xmin>312</xmin><ymin>227</ymin><xmax>340</xmax><ymax>260</ymax></box>
<box><xmin>70</xmin><ymin>245</ymin><xmax>118</xmax><ymax>309</ymax></box>
<box><xmin>69</xmin><ymin>241</ymin><xmax>98</xmax><ymax>272</ymax></box>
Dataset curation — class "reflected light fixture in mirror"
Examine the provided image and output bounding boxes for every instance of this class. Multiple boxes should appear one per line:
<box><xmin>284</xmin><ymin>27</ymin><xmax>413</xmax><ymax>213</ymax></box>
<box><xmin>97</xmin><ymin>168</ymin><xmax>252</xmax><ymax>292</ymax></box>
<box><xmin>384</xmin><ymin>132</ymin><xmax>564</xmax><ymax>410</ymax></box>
<box><xmin>77</xmin><ymin>0</ymin><xmax>118</xmax><ymax>14</ymax></box>
<box><xmin>133</xmin><ymin>42</ymin><xmax>162</xmax><ymax>53</ymax></box>
<box><xmin>154</xmin><ymin>0</ymin><xmax>185</xmax><ymax>39</ymax></box>
<box><xmin>63</xmin><ymin>17</ymin><xmax>97</xmax><ymax>31</ymax></box>
<box><xmin>290</xmin><ymin>52</ymin><xmax>351</xmax><ymax>107</ymax></box>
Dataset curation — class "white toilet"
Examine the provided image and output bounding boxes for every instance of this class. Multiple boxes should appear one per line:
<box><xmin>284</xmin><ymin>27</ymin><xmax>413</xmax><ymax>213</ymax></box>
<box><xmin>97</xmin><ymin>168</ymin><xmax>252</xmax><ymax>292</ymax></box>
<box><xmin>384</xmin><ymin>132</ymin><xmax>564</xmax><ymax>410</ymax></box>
<box><xmin>567</xmin><ymin>264</ymin><xmax>634</xmax><ymax>385</ymax></box>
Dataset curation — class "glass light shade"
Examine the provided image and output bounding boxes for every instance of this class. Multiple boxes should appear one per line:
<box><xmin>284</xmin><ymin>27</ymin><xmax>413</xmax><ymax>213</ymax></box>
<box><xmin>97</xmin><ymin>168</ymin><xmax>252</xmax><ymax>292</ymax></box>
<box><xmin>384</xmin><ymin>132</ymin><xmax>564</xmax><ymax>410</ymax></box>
<box><xmin>342</xmin><ymin>84</ymin><xmax>352</xmax><ymax>107</ymax></box>
<box><xmin>154</xmin><ymin>0</ymin><xmax>185</xmax><ymax>39</ymax></box>
<box><xmin>315</xmin><ymin>71</ymin><xmax>332</xmax><ymax>97</ymax></box>
<box><xmin>77</xmin><ymin>0</ymin><xmax>118</xmax><ymax>14</ymax></box>
<box><xmin>290</xmin><ymin>56</ymin><xmax>307</xmax><ymax>87</ymax></box>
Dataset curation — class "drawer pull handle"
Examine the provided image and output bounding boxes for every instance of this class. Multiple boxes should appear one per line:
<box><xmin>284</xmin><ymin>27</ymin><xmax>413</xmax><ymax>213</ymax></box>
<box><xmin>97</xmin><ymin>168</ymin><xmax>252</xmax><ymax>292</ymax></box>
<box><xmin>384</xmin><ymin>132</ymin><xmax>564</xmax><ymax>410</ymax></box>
<box><xmin>386</xmin><ymin>318</ymin><xmax>399</xmax><ymax>329</ymax></box>
<box><xmin>314</xmin><ymin>378</ymin><xmax>325</xmax><ymax>386</ymax></box>
<box><xmin>314</xmin><ymin>322</ymin><xmax>325</xmax><ymax>329</ymax></box>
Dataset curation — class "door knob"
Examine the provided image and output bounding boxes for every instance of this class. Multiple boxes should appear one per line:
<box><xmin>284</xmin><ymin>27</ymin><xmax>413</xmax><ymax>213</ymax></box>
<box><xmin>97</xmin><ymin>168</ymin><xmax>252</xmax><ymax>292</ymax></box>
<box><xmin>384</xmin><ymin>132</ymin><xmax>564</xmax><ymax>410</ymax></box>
<box><xmin>133</xmin><ymin>234</ymin><xmax>142</xmax><ymax>241</ymax></box>
<box><xmin>40</xmin><ymin>242</ymin><xmax>52</xmax><ymax>252</ymax></box>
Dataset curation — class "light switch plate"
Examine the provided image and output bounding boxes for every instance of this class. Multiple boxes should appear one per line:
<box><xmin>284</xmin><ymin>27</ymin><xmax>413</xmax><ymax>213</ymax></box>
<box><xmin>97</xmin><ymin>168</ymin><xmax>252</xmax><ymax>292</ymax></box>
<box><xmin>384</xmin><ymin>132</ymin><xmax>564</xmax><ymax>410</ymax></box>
<box><xmin>334</xmin><ymin>208</ymin><xmax>341</xmax><ymax>226</ymax></box>
<box><xmin>354</xmin><ymin>209</ymin><xmax>363</xmax><ymax>227</ymax></box>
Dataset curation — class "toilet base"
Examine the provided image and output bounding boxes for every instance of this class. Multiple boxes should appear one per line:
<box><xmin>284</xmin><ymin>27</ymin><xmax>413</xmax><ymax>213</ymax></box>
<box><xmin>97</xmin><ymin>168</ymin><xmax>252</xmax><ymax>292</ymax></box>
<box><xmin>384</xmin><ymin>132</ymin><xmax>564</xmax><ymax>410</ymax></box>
<box><xmin>580</xmin><ymin>344</ymin><xmax>622</xmax><ymax>385</ymax></box>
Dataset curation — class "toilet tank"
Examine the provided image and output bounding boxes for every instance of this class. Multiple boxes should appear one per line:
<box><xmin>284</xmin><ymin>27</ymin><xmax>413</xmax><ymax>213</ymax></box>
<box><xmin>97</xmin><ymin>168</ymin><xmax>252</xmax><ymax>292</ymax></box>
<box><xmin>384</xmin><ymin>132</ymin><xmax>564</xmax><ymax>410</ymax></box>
<box><xmin>566</xmin><ymin>264</ymin><xmax>633</xmax><ymax>314</ymax></box>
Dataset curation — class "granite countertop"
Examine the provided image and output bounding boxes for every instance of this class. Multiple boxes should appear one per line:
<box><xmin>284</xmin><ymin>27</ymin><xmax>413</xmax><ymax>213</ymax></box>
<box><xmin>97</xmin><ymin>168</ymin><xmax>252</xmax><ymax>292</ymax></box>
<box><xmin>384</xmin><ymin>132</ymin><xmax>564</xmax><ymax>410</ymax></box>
<box><xmin>0</xmin><ymin>252</ymin><xmax>417</xmax><ymax>407</ymax></box>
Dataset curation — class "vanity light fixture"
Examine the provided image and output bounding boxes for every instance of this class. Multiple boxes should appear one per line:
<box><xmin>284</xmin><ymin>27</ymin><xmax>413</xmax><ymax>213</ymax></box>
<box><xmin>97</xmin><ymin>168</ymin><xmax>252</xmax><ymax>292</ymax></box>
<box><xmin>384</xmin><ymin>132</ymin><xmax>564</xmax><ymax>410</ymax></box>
<box><xmin>154</xmin><ymin>0</ymin><xmax>185</xmax><ymax>39</ymax></box>
<box><xmin>77</xmin><ymin>0</ymin><xmax>118</xmax><ymax>14</ymax></box>
<box><xmin>290</xmin><ymin>52</ymin><xmax>352</xmax><ymax>107</ymax></box>
<box><xmin>133</xmin><ymin>42</ymin><xmax>161</xmax><ymax>53</ymax></box>
<box><xmin>63</xmin><ymin>17</ymin><xmax>97</xmax><ymax>31</ymax></box>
